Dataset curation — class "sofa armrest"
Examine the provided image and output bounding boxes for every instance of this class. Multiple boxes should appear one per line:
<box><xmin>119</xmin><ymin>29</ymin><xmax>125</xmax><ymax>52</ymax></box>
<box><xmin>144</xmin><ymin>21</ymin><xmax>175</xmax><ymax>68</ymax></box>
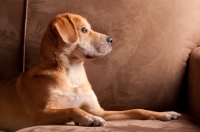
<box><xmin>188</xmin><ymin>47</ymin><xmax>200</xmax><ymax>121</ymax></box>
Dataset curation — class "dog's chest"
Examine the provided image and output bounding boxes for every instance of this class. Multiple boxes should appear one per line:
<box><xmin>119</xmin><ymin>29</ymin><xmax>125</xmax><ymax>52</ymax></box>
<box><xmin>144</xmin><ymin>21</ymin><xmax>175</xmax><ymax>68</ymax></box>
<box><xmin>49</xmin><ymin>62</ymin><xmax>92</xmax><ymax>109</ymax></box>
<box><xmin>50</xmin><ymin>88</ymin><xmax>85</xmax><ymax>108</ymax></box>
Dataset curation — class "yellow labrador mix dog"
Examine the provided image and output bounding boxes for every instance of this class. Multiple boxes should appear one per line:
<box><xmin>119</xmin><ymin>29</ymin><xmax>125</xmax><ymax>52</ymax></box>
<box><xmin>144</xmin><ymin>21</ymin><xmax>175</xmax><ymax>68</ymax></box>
<box><xmin>0</xmin><ymin>13</ymin><xmax>181</xmax><ymax>131</ymax></box>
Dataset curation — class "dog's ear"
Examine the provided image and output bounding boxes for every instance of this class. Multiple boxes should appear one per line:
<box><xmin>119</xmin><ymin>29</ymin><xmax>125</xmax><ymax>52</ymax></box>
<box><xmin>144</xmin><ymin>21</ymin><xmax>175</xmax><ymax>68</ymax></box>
<box><xmin>52</xmin><ymin>14</ymin><xmax>77</xmax><ymax>44</ymax></box>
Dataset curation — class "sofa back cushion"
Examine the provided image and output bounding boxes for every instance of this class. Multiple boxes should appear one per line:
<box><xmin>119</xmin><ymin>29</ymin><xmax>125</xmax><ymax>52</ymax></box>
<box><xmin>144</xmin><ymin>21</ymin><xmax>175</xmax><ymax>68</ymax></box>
<box><xmin>0</xmin><ymin>0</ymin><xmax>24</xmax><ymax>79</ymax></box>
<box><xmin>25</xmin><ymin>0</ymin><xmax>200</xmax><ymax>110</ymax></box>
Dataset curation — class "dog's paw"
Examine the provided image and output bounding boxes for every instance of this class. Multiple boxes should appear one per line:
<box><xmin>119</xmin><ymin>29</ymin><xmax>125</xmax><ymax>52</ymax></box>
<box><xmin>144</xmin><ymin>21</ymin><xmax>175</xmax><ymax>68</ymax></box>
<box><xmin>75</xmin><ymin>115</ymin><xmax>106</xmax><ymax>126</ymax></box>
<box><xmin>72</xmin><ymin>108</ymin><xmax>106</xmax><ymax>126</ymax></box>
<box><xmin>158</xmin><ymin>111</ymin><xmax>181</xmax><ymax>121</ymax></box>
<box><xmin>87</xmin><ymin>115</ymin><xmax>106</xmax><ymax>126</ymax></box>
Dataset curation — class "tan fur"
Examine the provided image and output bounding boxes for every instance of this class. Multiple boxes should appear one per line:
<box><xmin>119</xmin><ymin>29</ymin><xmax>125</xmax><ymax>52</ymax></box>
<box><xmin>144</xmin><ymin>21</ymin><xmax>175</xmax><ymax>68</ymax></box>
<box><xmin>0</xmin><ymin>13</ymin><xmax>181</xmax><ymax>131</ymax></box>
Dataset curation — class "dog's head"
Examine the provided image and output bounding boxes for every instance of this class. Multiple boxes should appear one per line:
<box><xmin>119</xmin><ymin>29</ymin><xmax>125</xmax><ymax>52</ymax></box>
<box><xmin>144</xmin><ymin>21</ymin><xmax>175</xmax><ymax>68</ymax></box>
<box><xmin>49</xmin><ymin>13</ymin><xmax>112</xmax><ymax>60</ymax></box>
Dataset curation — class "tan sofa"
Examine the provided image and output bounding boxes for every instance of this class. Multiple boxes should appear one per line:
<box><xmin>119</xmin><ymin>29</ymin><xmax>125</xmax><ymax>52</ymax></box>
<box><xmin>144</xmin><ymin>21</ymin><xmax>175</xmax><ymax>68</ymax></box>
<box><xmin>0</xmin><ymin>0</ymin><xmax>200</xmax><ymax>131</ymax></box>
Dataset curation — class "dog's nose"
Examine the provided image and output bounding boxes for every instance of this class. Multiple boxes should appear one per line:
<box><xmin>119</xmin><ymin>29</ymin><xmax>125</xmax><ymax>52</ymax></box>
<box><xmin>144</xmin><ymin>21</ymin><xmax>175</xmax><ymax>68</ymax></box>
<box><xmin>106</xmin><ymin>36</ymin><xmax>113</xmax><ymax>45</ymax></box>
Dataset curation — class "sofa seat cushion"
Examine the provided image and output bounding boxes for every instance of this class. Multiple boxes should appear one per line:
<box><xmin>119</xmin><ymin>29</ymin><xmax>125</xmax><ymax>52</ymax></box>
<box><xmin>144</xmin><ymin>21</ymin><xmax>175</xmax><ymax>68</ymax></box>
<box><xmin>16</xmin><ymin>113</ymin><xmax>200</xmax><ymax>132</ymax></box>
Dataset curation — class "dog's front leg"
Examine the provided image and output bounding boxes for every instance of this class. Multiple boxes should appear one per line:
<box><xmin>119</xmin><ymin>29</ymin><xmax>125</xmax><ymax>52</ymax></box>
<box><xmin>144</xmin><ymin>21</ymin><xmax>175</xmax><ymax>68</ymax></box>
<box><xmin>30</xmin><ymin>108</ymin><xmax>105</xmax><ymax>126</ymax></box>
<box><xmin>81</xmin><ymin>91</ymin><xmax>181</xmax><ymax>122</ymax></box>
<box><xmin>92</xmin><ymin>108</ymin><xmax>181</xmax><ymax>121</ymax></box>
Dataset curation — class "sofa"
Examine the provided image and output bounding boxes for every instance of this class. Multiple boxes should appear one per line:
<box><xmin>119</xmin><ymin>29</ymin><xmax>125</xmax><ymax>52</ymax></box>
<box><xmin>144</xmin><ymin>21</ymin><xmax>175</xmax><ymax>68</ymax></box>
<box><xmin>0</xmin><ymin>0</ymin><xmax>200</xmax><ymax>131</ymax></box>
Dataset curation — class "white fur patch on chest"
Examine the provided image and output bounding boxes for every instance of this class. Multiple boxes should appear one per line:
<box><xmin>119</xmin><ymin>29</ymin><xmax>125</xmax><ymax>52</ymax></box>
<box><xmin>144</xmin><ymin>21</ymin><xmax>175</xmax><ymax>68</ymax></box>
<box><xmin>68</xmin><ymin>65</ymin><xmax>81</xmax><ymax>88</ymax></box>
<box><xmin>66</xmin><ymin>62</ymin><xmax>87</xmax><ymax>88</ymax></box>
<box><xmin>50</xmin><ymin>88</ymin><xmax>85</xmax><ymax>109</ymax></box>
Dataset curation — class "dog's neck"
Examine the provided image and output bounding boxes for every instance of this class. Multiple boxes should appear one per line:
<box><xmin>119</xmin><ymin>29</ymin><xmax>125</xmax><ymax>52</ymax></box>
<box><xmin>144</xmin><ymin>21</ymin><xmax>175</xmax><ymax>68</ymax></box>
<box><xmin>65</xmin><ymin>60</ymin><xmax>87</xmax><ymax>88</ymax></box>
<box><xmin>28</xmin><ymin>53</ymin><xmax>90</xmax><ymax>88</ymax></box>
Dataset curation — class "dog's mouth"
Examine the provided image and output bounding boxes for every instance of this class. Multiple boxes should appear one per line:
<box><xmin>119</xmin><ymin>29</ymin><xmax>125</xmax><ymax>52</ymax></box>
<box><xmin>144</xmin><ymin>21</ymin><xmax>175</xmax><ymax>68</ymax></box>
<box><xmin>85</xmin><ymin>47</ymin><xmax>112</xmax><ymax>59</ymax></box>
<box><xmin>85</xmin><ymin>55</ymin><xmax>97</xmax><ymax>59</ymax></box>
<box><xmin>75</xmin><ymin>45</ymin><xmax>112</xmax><ymax>60</ymax></box>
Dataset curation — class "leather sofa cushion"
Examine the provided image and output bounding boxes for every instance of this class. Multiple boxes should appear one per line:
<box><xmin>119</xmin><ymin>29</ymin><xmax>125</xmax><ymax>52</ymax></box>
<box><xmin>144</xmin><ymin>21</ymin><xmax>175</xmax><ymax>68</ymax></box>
<box><xmin>25</xmin><ymin>0</ymin><xmax>200</xmax><ymax>110</ymax></box>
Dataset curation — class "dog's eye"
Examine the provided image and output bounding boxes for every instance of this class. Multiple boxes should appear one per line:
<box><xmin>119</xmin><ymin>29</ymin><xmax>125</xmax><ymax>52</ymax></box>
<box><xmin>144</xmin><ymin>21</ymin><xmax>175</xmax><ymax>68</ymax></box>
<box><xmin>81</xmin><ymin>27</ymin><xmax>88</xmax><ymax>33</ymax></box>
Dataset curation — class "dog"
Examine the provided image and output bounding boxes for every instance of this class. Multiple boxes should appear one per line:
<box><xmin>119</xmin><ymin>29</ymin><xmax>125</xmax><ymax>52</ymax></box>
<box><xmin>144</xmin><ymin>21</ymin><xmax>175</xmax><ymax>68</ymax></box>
<box><xmin>0</xmin><ymin>13</ymin><xmax>181</xmax><ymax>131</ymax></box>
